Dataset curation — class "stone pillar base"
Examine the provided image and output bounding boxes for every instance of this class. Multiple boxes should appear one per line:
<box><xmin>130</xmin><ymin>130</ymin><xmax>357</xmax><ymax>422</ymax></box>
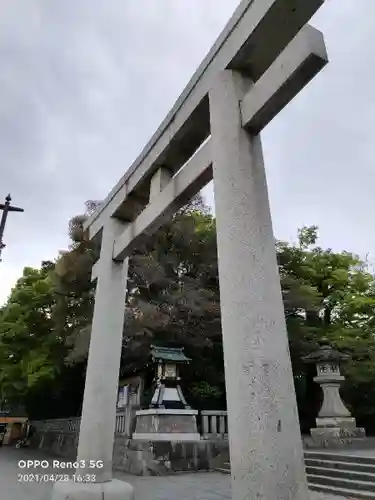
<box><xmin>132</xmin><ymin>409</ymin><xmax>200</xmax><ymax>442</ymax></box>
<box><xmin>51</xmin><ymin>479</ymin><xmax>134</xmax><ymax>500</ymax></box>
<box><xmin>310</xmin><ymin>425</ymin><xmax>366</xmax><ymax>448</ymax></box>
<box><xmin>132</xmin><ymin>432</ymin><xmax>201</xmax><ymax>441</ymax></box>
<box><xmin>316</xmin><ymin>416</ymin><xmax>357</xmax><ymax>428</ymax></box>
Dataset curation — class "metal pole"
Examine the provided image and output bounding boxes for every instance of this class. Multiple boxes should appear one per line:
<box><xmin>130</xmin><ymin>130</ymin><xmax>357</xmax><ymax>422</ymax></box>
<box><xmin>0</xmin><ymin>194</ymin><xmax>24</xmax><ymax>262</ymax></box>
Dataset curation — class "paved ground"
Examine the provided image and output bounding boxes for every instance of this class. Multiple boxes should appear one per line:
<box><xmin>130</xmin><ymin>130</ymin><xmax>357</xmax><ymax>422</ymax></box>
<box><xmin>0</xmin><ymin>447</ymin><xmax>347</xmax><ymax>500</ymax></box>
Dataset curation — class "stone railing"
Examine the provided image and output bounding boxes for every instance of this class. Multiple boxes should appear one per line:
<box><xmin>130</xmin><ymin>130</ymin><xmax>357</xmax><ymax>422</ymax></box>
<box><xmin>30</xmin><ymin>413</ymin><xmax>132</xmax><ymax>437</ymax></box>
<box><xmin>28</xmin><ymin>409</ymin><xmax>230</xmax><ymax>473</ymax></box>
<box><xmin>30</xmin><ymin>410</ymin><xmax>229</xmax><ymax>441</ymax></box>
<box><xmin>31</xmin><ymin>417</ymin><xmax>81</xmax><ymax>434</ymax></box>
<box><xmin>115</xmin><ymin>413</ymin><xmax>127</xmax><ymax>434</ymax></box>
<box><xmin>201</xmin><ymin>410</ymin><xmax>228</xmax><ymax>440</ymax></box>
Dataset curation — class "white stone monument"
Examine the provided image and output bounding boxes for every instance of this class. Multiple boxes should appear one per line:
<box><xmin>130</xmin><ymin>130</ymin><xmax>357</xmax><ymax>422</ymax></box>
<box><xmin>52</xmin><ymin>0</ymin><xmax>329</xmax><ymax>499</ymax></box>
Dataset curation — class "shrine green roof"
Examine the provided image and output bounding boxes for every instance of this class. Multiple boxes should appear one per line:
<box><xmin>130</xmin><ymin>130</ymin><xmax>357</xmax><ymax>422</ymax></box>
<box><xmin>150</xmin><ymin>345</ymin><xmax>190</xmax><ymax>363</ymax></box>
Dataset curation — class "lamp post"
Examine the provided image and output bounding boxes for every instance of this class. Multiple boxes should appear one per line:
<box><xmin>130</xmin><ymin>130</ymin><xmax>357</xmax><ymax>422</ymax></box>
<box><xmin>0</xmin><ymin>194</ymin><xmax>24</xmax><ymax>262</ymax></box>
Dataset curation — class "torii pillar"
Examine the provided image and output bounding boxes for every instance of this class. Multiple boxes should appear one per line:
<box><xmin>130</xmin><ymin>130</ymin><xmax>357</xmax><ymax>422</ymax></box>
<box><xmin>52</xmin><ymin>0</ymin><xmax>328</xmax><ymax>499</ymax></box>
<box><xmin>210</xmin><ymin>71</ymin><xmax>308</xmax><ymax>499</ymax></box>
<box><xmin>52</xmin><ymin>220</ymin><xmax>134</xmax><ymax>500</ymax></box>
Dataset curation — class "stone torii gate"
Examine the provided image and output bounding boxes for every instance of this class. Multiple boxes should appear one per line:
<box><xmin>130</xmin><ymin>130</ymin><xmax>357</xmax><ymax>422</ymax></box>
<box><xmin>52</xmin><ymin>0</ymin><xmax>328</xmax><ymax>499</ymax></box>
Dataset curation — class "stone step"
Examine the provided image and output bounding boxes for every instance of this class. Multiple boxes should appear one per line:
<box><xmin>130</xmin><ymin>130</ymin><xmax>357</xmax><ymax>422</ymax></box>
<box><xmin>218</xmin><ymin>455</ymin><xmax>375</xmax><ymax>471</ymax></box>
<box><xmin>306</xmin><ymin>465</ymin><xmax>375</xmax><ymax>483</ymax></box>
<box><xmin>215</xmin><ymin>467</ymin><xmax>230</xmax><ymax>474</ymax></box>
<box><xmin>304</xmin><ymin>451</ymin><xmax>375</xmax><ymax>466</ymax></box>
<box><xmin>306</xmin><ymin>473</ymin><xmax>375</xmax><ymax>493</ymax></box>
<box><xmin>217</xmin><ymin>466</ymin><xmax>375</xmax><ymax>499</ymax></box>
<box><xmin>308</xmin><ymin>482</ymin><xmax>375</xmax><ymax>499</ymax></box>
<box><xmin>216</xmin><ymin>452</ymin><xmax>375</xmax><ymax>498</ymax></box>
<box><xmin>305</xmin><ymin>457</ymin><xmax>375</xmax><ymax>474</ymax></box>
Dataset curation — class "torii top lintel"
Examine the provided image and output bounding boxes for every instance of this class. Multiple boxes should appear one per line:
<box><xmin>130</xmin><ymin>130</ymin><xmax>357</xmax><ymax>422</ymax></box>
<box><xmin>84</xmin><ymin>0</ymin><xmax>327</xmax><ymax>260</ymax></box>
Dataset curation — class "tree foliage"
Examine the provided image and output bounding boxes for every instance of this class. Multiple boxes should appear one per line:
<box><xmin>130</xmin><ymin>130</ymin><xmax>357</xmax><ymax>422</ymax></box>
<box><xmin>1</xmin><ymin>202</ymin><xmax>375</xmax><ymax>430</ymax></box>
<box><xmin>0</xmin><ymin>263</ymin><xmax>58</xmax><ymax>398</ymax></box>
<box><xmin>53</xmin><ymin>200</ymin><xmax>100</xmax><ymax>365</ymax></box>
<box><xmin>0</xmin><ymin>262</ymin><xmax>85</xmax><ymax>418</ymax></box>
<box><xmin>277</xmin><ymin>226</ymin><xmax>375</xmax><ymax>430</ymax></box>
<box><xmin>122</xmin><ymin>200</ymin><xmax>224</xmax><ymax>407</ymax></box>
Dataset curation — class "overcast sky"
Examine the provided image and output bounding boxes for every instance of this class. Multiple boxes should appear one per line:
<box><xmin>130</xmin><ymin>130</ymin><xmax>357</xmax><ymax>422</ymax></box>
<box><xmin>0</xmin><ymin>0</ymin><xmax>374</xmax><ymax>305</ymax></box>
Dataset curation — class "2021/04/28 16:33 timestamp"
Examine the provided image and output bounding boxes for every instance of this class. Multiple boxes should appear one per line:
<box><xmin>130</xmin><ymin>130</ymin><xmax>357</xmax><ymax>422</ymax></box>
<box><xmin>18</xmin><ymin>473</ymin><xmax>96</xmax><ymax>483</ymax></box>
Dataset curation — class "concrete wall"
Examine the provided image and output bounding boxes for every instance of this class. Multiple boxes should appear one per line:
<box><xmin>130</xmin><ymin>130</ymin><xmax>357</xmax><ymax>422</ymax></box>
<box><xmin>114</xmin><ymin>437</ymin><xmax>228</xmax><ymax>476</ymax></box>
<box><xmin>29</xmin><ymin>425</ymin><xmax>228</xmax><ymax>476</ymax></box>
<box><xmin>30</xmin><ymin>429</ymin><xmax>78</xmax><ymax>460</ymax></box>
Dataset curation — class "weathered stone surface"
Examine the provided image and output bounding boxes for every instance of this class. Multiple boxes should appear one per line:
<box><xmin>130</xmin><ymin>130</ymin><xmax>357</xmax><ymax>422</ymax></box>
<box><xmin>310</xmin><ymin>426</ymin><xmax>366</xmax><ymax>448</ymax></box>
<box><xmin>210</xmin><ymin>69</ymin><xmax>309</xmax><ymax>500</ymax></box>
<box><xmin>30</xmin><ymin>428</ymin><xmax>228</xmax><ymax>476</ymax></box>
<box><xmin>316</xmin><ymin>417</ymin><xmax>356</xmax><ymax>428</ymax></box>
<box><xmin>315</xmin><ymin>380</ymin><xmax>352</xmax><ymax>418</ymax></box>
<box><xmin>30</xmin><ymin>431</ymin><xmax>78</xmax><ymax>459</ymax></box>
<box><xmin>113</xmin><ymin>437</ymin><xmax>227</xmax><ymax>476</ymax></box>
<box><xmin>76</xmin><ymin>219</ymin><xmax>130</xmax><ymax>482</ymax></box>
<box><xmin>134</xmin><ymin>410</ymin><xmax>198</xmax><ymax>434</ymax></box>
<box><xmin>303</xmin><ymin>434</ymin><xmax>373</xmax><ymax>449</ymax></box>
<box><xmin>311</xmin><ymin>426</ymin><xmax>366</xmax><ymax>439</ymax></box>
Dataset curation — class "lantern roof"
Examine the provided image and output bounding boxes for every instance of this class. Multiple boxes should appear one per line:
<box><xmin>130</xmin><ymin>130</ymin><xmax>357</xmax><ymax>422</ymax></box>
<box><xmin>302</xmin><ymin>344</ymin><xmax>350</xmax><ymax>364</ymax></box>
<box><xmin>150</xmin><ymin>345</ymin><xmax>190</xmax><ymax>363</ymax></box>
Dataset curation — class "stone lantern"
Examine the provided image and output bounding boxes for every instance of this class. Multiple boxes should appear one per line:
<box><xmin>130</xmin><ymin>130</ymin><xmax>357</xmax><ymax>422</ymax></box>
<box><xmin>149</xmin><ymin>345</ymin><xmax>191</xmax><ymax>409</ymax></box>
<box><xmin>302</xmin><ymin>342</ymin><xmax>365</xmax><ymax>445</ymax></box>
<box><xmin>132</xmin><ymin>346</ymin><xmax>200</xmax><ymax>441</ymax></box>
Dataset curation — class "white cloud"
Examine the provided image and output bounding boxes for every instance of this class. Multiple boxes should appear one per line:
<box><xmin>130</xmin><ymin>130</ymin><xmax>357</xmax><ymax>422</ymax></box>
<box><xmin>1</xmin><ymin>0</ymin><xmax>375</xmax><ymax>305</ymax></box>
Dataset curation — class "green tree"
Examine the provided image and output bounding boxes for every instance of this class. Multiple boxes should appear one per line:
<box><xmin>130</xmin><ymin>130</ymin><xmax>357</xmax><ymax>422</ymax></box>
<box><xmin>0</xmin><ymin>262</ymin><xmax>81</xmax><ymax>417</ymax></box>
<box><xmin>122</xmin><ymin>198</ymin><xmax>224</xmax><ymax>408</ymax></box>
<box><xmin>52</xmin><ymin>200</ymin><xmax>100</xmax><ymax>365</ymax></box>
<box><xmin>2</xmin><ymin>199</ymin><xmax>375</xmax><ymax>430</ymax></box>
<box><xmin>0</xmin><ymin>263</ymin><xmax>57</xmax><ymax>397</ymax></box>
<box><xmin>62</xmin><ymin>196</ymin><xmax>224</xmax><ymax>408</ymax></box>
<box><xmin>278</xmin><ymin>226</ymin><xmax>375</xmax><ymax>431</ymax></box>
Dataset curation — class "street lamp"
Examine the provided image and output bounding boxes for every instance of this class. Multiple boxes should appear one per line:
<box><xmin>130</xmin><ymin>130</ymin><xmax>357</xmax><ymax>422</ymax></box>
<box><xmin>0</xmin><ymin>194</ymin><xmax>24</xmax><ymax>262</ymax></box>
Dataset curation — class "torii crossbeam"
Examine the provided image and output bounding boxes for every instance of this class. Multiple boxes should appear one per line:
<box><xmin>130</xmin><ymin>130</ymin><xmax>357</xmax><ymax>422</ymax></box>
<box><xmin>52</xmin><ymin>1</ymin><xmax>328</xmax><ymax>499</ymax></box>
